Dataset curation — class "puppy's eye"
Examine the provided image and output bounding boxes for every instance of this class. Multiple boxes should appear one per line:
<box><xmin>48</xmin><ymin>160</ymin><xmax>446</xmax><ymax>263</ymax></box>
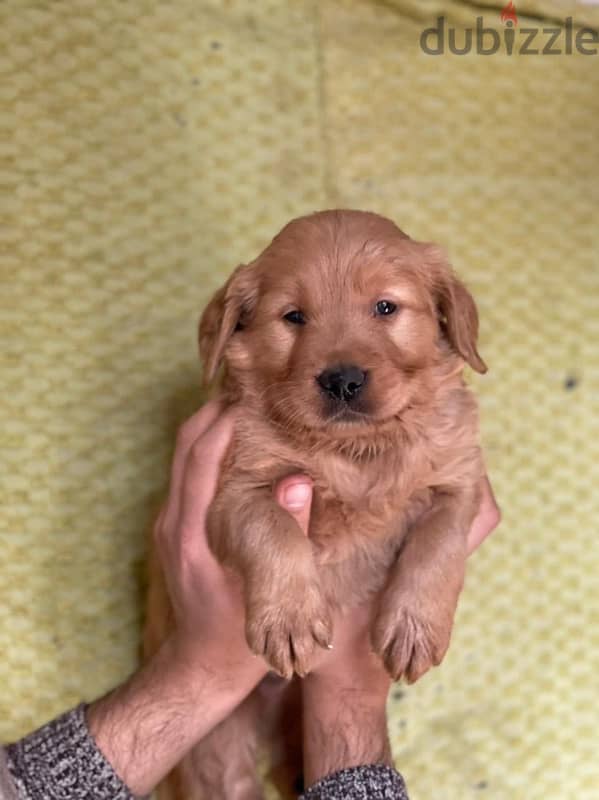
<box><xmin>283</xmin><ymin>310</ymin><xmax>306</xmax><ymax>325</ymax></box>
<box><xmin>375</xmin><ymin>300</ymin><xmax>398</xmax><ymax>316</ymax></box>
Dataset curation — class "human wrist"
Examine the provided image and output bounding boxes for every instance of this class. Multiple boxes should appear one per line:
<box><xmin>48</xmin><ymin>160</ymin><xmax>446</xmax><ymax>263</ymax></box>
<box><xmin>87</xmin><ymin>634</ymin><xmax>266</xmax><ymax>796</ymax></box>
<box><xmin>302</xmin><ymin>672</ymin><xmax>392</xmax><ymax>787</ymax></box>
<box><xmin>166</xmin><ymin>629</ymin><xmax>266</xmax><ymax>693</ymax></box>
<box><xmin>307</xmin><ymin>642</ymin><xmax>391</xmax><ymax>704</ymax></box>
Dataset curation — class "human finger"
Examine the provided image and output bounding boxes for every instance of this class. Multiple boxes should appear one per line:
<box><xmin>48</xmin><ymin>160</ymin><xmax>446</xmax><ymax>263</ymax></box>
<box><xmin>162</xmin><ymin>399</ymin><xmax>223</xmax><ymax>532</ymax></box>
<box><xmin>467</xmin><ymin>476</ymin><xmax>501</xmax><ymax>555</ymax></box>
<box><xmin>274</xmin><ymin>475</ymin><xmax>313</xmax><ymax>536</ymax></box>
<box><xmin>177</xmin><ymin>408</ymin><xmax>238</xmax><ymax>534</ymax></box>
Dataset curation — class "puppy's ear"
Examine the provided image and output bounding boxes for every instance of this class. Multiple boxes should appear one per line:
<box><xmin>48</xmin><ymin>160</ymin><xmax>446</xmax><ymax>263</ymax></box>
<box><xmin>198</xmin><ymin>263</ymin><xmax>259</xmax><ymax>383</ymax></box>
<box><xmin>425</xmin><ymin>246</ymin><xmax>487</xmax><ymax>374</ymax></box>
<box><xmin>438</xmin><ymin>275</ymin><xmax>487</xmax><ymax>373</ymax></box>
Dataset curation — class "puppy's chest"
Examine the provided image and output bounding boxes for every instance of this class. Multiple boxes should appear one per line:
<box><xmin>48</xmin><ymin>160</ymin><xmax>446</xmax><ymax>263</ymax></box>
<box><xmin>307</xmin><ymin>452</ymin><xmax>432</xmax><ymax>605</ymax></box>
<box><xmin>309</xmin><ymin>451</ymin><xmax>430</xmax><ymax>556</ymax></box>
<box><xmin>315</xmin><ymin>453</ymin><xmax>377</xmax><ymax>504</ymax></box>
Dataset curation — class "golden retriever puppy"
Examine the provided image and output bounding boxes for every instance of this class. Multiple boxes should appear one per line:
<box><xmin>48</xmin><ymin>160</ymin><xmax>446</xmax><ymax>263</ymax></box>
<box><xmin>145</xmin><ymin>209</ymin><xmax>487</xmax><ymax>799</ymax></box>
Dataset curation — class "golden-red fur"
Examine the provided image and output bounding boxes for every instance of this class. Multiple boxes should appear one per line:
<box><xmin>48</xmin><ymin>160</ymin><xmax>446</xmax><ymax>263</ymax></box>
<box><xmin>145</xmin><ymin>209</ymin><xmax>487</xmax><ymax>799</ymax></box>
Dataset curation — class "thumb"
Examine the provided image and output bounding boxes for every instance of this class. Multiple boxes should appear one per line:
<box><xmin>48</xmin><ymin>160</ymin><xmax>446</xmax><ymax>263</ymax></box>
<box><xmin>275</xmin><ymin>475</ymin><xmax>313</xmax><ymax>536</ymax></box>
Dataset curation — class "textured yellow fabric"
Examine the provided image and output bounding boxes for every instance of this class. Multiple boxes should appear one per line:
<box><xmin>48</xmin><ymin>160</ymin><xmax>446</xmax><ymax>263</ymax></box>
<box><xmin>1</xmin><ymin>2</ymin><xmax>597</xmax><ymax>799</ymax></box>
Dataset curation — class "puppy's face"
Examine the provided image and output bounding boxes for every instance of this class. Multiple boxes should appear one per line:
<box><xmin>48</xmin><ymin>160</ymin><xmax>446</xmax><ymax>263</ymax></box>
<box><xmin>200</xmin><ymin>211</ymin><xmax>485</xmax><ymax>436</ymax></box>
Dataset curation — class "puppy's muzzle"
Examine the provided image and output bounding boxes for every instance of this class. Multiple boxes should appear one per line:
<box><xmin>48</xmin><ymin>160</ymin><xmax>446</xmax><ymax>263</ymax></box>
<box><xmin>317</xmin><ymin>365</ymin><xmax>367</xmax><ymax>403</ymax></box>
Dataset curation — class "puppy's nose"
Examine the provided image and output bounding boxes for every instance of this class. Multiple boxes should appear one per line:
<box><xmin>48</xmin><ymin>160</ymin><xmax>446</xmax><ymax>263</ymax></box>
<box><xmin>317</xmin><ymin>365</ymin><xmax>367</xmax><ymax>402</ymax></box>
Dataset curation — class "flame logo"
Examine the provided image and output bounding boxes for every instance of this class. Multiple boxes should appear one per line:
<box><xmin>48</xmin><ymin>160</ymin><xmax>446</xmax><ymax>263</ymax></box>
<box><xmin>501</xmin><ymin>1</ymin><xmax>518</xmax><ymax>25</ymax></box>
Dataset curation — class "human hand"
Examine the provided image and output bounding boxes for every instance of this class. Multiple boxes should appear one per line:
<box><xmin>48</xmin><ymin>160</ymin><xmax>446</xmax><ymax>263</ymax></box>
<box><xmin>309</xmin><ymin>474</ymin><xmax>501</xmax><ymax>679</ymax></box>
<box><xmin>87</xmin><ymin>401</ymin><xmax>315</xmax><ymax>795</ymax></box>
<box><xmin>467</xmin><ymin>475</ymin><xmax>501</xmax><ymax>554</ymax></box>
<box><xmin>154</xmin><ymin>399</ymin><xmax>319</xmax><ymax>672</ymax></box>
<box><xmin>295</xmin><ymin>474</ymin><xmax>501</xmax><ymax>785</ymax></box>
<box><xmin>152</xmin><ymin>399</ymin><xmax>251</xmax><ymax>672</ymax></box>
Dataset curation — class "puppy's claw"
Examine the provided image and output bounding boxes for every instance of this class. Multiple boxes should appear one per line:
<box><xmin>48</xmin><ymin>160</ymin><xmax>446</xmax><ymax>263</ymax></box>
<box><xmin>312</xmin><ymin>619</ymin><xmax>333</xmax><ymax>650</ymax></box>
<box><xmin>246</xmin><ymin>579</ymin><xmax>332</xmax><ymax>677</ymax></box>
<box><xmin>247</xmin><ymin>618</ymin><xmax>330</xmax><ymax>678</ymax></box>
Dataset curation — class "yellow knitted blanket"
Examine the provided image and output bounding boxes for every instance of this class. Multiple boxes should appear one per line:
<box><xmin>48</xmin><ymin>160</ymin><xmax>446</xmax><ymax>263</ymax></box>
<box><xmin>1</xmin><ymin>2</ymin><xmax>598</xmax><ymax>798</ymax></box>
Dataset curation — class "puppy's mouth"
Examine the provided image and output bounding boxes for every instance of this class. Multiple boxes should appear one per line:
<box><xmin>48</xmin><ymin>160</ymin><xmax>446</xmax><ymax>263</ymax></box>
<box><xmin>320</xmin><ymin>398</ymin><xmax>372</xmax><ymax>425</ymax></box>
<box><xmin>329</xmin><ymin>408</ymin><xmax>370</xmax><ymax>424</ymax></box>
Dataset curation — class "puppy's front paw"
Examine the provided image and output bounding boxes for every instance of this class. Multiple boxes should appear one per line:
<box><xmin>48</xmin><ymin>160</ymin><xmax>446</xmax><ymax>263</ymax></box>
<box><xmin>372</xmin><ymin>594</ymin><xmax>455</xmax><ymax>684</ymax></box>
<box><xmin>246</xmin><ymin>580</ymin><xmax>332</xmax><ymax>679</ymax></box>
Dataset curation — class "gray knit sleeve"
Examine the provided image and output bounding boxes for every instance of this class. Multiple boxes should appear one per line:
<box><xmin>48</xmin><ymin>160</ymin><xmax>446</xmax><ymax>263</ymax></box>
<box><xmin>301</xmin><ymin>764</ymin><xmax>409</xmax><ymax>799</ymax></box>
<box><xmin>5</xmin><ymin>704</ymin><xmax>137</xmax><ymax>800</ymax></box>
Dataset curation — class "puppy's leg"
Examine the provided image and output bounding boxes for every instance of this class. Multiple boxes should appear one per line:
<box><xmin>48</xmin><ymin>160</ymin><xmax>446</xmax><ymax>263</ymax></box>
<box><xmin>173</xmin><ymin>692</ymin><xmax>264</xmax><ymax>800</ymax></box>
<box><xmin>208</xmin><ymin>486</ymin><xmax>332</xmax><ymax>679</ymax></box>
<box><xmin>372</xmin><ymin>488</ymin><xmax>478</xmax><ymax>683</ymax></box>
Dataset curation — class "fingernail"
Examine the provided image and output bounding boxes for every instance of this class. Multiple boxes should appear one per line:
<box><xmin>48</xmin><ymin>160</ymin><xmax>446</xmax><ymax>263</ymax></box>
<box><xmin>283</xmin><ymin>482</ymin><xmax>311</xmax><ymax>510</ymax></box>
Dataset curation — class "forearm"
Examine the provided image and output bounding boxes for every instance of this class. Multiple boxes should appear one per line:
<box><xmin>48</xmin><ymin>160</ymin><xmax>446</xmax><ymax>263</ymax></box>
<box><xmin>5</xmin><ymin>639</ymin><xmax>265</xmax><ymax>800</ymax></box>
<box><xmin>302</xmin><ymin>672</ymin><xmax>392</xmax><ymax>788</ymax></box>
<box><xmin>87</xmin><ymin>635</ymin><xmax>266</xmax><ymax>796</ymax></box>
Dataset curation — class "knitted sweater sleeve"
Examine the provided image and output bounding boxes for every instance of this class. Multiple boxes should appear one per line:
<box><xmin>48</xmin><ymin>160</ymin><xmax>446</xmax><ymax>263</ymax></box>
<box><xmin>301</xmin><ymin>764</ymin><xmax>409</xmax><ymax>799</ymax></box>
<box><xmin>1</xmin><ymin>706</ymin><xmax>409</xmax><ymax>800</ymax></box>
<box><xmin>2</xmin><ymin>704</ymin><xmax>136</xmax><ymax>800</ymax></box>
